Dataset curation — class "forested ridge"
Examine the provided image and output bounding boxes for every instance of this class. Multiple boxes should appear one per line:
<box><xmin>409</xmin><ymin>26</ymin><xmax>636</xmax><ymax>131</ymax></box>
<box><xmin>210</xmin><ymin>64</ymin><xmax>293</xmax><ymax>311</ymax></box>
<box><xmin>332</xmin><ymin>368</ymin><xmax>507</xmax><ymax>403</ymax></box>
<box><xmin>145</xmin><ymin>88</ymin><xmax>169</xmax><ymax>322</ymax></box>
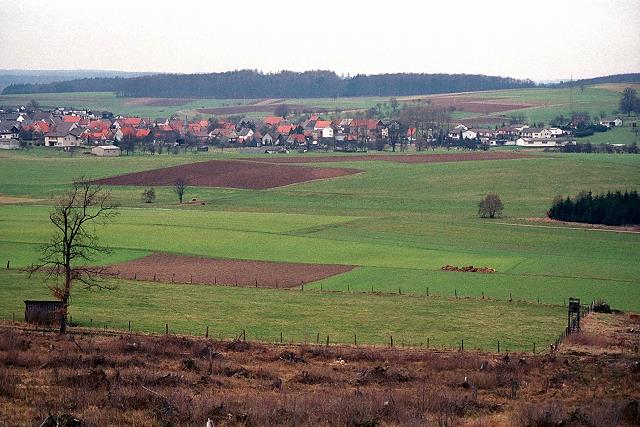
<box><xmin>2</xmin><ymin>70</ymin><xmax>535</xmax><ymax>98</ymax></box>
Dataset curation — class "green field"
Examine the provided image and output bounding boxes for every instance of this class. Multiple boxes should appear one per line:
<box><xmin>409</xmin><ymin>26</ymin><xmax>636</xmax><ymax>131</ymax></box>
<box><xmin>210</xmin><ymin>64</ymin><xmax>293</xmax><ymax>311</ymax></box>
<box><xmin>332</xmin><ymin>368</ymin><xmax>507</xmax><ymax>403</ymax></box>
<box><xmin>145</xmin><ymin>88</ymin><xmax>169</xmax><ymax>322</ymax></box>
<box><xmin>0</xmin><ymin>148</ymin><xmax>639</xmax><ymax>350</ymax></box>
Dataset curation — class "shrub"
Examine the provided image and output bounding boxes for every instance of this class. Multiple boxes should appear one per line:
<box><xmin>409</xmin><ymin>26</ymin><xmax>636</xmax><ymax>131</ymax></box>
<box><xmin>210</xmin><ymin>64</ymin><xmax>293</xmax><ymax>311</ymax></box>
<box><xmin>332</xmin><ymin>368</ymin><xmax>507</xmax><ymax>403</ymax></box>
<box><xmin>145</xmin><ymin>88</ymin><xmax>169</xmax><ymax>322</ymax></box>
<box><xmin>141</xmin><ymin>188</ymin><xmax>156</xmax><ymax>204</ymax></box>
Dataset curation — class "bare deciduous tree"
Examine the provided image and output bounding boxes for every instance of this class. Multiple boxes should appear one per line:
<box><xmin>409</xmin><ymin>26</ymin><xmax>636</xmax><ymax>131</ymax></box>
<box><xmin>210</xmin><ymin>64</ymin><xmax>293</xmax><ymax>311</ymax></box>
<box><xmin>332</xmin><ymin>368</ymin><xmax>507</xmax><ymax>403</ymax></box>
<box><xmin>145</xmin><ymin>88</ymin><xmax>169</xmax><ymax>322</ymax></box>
<box><xmin>30</xmin><ymin>178</ymin><xmax>118</xmax><ymax>333</ymax></box>
<box><xmin>174</xmin><ymin>178</ymin><xmax>188</xmax><ymax>203</ymax></box>
<box><xmin>478</xmin><ymin>193</ymin><xmax>504</xmax><ymax>219</ymax></box>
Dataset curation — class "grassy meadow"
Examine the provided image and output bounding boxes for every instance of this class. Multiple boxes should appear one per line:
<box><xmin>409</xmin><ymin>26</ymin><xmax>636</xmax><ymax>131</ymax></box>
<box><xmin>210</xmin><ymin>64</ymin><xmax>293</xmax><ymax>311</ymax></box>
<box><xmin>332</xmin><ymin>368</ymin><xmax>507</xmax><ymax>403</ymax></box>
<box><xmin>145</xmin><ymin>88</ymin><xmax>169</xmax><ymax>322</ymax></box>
<box><xmin>0</xmin><ymin>147</ymin><xmax>639</xmax><ymax>349</ymax></box>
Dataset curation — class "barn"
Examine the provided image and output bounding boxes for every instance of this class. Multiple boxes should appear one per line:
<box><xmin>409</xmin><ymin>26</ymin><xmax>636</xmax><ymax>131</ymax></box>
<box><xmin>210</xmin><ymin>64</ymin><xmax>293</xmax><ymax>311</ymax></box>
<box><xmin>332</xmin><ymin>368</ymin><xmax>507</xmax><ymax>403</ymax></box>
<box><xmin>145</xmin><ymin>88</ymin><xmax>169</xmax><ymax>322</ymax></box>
<box><xmin>91</xmin><ymin>145</ymin><xmax>121</xmax><ymax>157</ymax></box>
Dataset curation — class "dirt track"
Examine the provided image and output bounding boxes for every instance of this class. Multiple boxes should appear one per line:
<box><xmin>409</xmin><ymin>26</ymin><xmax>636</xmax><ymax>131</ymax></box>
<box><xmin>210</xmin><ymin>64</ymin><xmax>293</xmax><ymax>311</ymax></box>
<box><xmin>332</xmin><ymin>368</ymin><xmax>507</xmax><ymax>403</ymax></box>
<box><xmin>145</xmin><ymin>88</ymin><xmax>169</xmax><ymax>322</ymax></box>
<box><xmin>107</xmin><ymin>253</ymin><xmax>356</xmax><ymax>287</ymax></box>
<box><xmin>92</xmin><ymin>160</ymin><xmax>361</xmax><ymax>189</ymax></box>
<box><xmin>244</xmin><ymin>151</ymin><xmax>532</xmax><ymax>164</ymax></box>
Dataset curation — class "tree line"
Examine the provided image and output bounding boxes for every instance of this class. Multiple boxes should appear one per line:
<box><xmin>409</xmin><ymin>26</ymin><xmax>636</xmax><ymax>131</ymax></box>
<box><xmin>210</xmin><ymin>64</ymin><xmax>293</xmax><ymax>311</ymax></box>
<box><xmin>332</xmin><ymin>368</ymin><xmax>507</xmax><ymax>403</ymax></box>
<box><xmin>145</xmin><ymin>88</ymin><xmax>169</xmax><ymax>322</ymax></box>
<box><xmin>2</xmin><ymin>70</ymin><xmax>534</xmax><ymax>98</ymax></box>
<box><xmin>547</xmin><ymin>190</ymin><xmax>640</xmax><ymax>226</ymax></box>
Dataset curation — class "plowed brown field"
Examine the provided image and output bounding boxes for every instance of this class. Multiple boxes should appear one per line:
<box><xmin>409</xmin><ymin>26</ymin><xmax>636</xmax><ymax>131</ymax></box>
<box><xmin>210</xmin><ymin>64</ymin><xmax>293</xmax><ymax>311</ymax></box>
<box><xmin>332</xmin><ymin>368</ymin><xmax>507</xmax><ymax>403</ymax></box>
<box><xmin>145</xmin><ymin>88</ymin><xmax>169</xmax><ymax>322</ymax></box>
<box><xmin>91</xmin><ymin>160</ymin><xmax>361</xmax><ymax>189</ymax></box>
<box><xmin>107</xmin><ymin>253</ymin><xmax>356</xmax><ymax>287</ymax></box>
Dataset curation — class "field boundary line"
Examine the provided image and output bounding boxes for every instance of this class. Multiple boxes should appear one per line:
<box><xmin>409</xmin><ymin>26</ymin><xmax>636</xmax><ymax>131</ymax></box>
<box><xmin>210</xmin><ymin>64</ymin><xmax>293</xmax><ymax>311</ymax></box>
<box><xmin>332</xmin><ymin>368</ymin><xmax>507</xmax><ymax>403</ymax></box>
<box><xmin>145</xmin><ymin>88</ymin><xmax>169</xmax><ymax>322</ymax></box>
<box><xmin>494</xmin><ymin>222</ymin><xmax>640</xmax><ymax>234</ymax></box>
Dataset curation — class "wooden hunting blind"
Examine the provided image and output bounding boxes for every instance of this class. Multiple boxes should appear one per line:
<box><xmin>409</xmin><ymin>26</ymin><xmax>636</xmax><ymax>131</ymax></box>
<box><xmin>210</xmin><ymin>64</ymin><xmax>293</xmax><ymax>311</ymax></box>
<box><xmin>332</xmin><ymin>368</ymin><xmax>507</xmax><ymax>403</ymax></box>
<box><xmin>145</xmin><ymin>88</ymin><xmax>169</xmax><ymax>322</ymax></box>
<box><xmin>568</xmin><ymin>297</ymin><xmax>581</xmax><ymax>333</ymax></box>
<box><xmin>24</xmin><ymin>300</ymin><xmax>63</xmax><ymax>324</ymax></box>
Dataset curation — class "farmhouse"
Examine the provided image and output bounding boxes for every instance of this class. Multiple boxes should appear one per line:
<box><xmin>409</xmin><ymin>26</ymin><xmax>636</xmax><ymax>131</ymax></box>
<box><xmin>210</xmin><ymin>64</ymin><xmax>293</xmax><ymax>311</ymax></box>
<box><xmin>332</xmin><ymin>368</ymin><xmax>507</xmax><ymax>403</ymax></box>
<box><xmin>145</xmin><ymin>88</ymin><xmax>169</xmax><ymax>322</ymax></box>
<box><xmin>521</xmin><ymin>128</ymin><xmax>552</xmax><ymax>139</ymax></box>
<box><xmin>0</xmin><ymin>122</ymin><xmax>20</xmax><ymax>140</ymax></box>
<box><xmin>91</xmin><ymin>145</ymin><xmax>121</xmax><ymax>156</ymax></box>
<box><xmin>599</xmin><ymin>117</ymin><xmax>623</xmax><ymax>128</ymax></box>
<box><xmin>44</xmin><ymin>122</ymin><xmax>84</xmax><ymax>147</ymax></box>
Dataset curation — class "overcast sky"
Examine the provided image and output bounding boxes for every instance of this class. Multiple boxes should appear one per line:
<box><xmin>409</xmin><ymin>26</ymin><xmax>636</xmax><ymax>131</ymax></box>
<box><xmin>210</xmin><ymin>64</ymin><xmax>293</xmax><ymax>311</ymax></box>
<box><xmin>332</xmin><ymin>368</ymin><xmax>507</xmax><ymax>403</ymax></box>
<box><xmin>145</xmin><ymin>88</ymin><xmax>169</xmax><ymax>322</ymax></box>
<box><xmin>1</xmin><ymin>0</ymin><xmax>638</xmax><ymax>81</ymax></box>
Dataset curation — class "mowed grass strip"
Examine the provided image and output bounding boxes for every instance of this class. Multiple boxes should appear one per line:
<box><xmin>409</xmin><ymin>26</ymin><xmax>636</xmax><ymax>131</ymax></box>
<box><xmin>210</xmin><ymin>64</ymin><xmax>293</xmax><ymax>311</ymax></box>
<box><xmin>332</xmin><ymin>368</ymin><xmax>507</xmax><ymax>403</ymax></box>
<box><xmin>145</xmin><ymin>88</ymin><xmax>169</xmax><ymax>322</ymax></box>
<box><xmin>0</xmin><ymin>270</ymin><xmax>565</xmax><ymax>351</ymax></box>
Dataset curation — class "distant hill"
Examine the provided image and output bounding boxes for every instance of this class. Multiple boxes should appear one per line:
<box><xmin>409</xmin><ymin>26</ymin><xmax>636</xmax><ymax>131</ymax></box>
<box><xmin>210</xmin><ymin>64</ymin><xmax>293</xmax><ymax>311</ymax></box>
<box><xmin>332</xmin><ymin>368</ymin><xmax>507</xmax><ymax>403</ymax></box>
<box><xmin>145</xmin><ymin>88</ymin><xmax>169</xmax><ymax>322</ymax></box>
<box><xmin>0</xmin><ymin>69</ymin><xmax>154</xmax><ymax>91</ymax></box>
<box><xmin>552</xmin><ymin>73</ymin><xmax>640</xmax><ymax>87</ymax></box>
<box><xmin>1</xmin><ymin>70</ymin><xmax>535</xmax><ymax>98</ymax></box>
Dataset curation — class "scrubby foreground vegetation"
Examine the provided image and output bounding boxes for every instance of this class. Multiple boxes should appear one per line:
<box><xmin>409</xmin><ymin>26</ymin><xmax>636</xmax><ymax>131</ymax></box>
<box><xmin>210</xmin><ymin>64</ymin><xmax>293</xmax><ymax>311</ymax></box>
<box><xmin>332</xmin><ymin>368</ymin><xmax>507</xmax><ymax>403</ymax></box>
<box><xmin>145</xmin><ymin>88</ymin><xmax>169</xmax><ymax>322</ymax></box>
<box><xmin>1</xmin><ymin>312</ymin><xmax>639</xmax><ymax>426</ymax></box>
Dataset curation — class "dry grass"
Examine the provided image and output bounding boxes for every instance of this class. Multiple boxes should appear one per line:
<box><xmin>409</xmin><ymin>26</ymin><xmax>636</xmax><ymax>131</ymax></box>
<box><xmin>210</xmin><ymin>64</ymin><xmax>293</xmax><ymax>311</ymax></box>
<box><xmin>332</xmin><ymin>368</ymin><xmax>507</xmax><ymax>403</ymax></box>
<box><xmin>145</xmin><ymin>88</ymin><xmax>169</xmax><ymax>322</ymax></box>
<box><xmin>0</xmin><ymin>313</ymin><xmax>638</xmax><ymax>426</ymax></box>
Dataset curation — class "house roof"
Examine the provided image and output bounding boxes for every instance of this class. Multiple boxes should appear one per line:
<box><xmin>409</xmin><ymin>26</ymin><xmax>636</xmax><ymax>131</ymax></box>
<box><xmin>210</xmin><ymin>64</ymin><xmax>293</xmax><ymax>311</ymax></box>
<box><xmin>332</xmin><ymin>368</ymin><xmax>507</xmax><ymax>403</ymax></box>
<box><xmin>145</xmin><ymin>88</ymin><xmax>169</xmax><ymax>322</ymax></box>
<box><xmin>263</xmin><ymin>116</ymin><xmax>284</xmax><ymax>126</ymax></box>
<box><xmin>238</xmin><ymin>128</ymin><xmax>253</xmax><ymax>137</ymax></box>
<box><xmin>314</xmin><ymin>120</ymin><xmax>332</xmax><ymax>129</ymax></box>
<box><xmin>276</xmin><ymin>124</ymin><xmax>294</xmax><ymax>134</ymax></box>
<box><xmin>46</xmin><ymin>122</ymin><xmax>78</xmax><ymax>137</ymax></box>
<box><xmin>62</xmin><ymin>115</ymin><xmax>81</xmax><ymax>123</ymax></box>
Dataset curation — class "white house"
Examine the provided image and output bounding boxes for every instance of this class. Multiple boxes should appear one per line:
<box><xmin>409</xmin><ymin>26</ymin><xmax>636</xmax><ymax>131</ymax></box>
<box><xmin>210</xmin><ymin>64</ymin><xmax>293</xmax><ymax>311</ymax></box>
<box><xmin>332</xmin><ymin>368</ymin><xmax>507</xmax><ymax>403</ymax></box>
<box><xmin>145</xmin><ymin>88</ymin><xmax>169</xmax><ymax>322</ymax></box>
<box><xmin>599</xmin><ymin>118</ymin><xmax>623</xmax><ymax>128</ymax></box>
<box><xmin>521</xmin><ymin>128</ymin><xmax>552</xmax><ymax>139</ymax></box>
<box><xmin>320</xmin><ymin>126</ymin><xmax>334</xmax><ymax>138</ymax></box>
<box><xmin>44</xmin><ymin>123</ymin><xmax>84</xmax><ymax>147</ymax></box>
<box><xmin>461</xmin><ymin>129</ymin><xmax>477</xmax><ymax>139</ymax></box>
<box><xmin>91</xmin><ymin>145</ymin><xmax>121</xmax><ymax>157</ymax></box>
<box><xmin>548</xmin><ymin>127</ymin><xmax>564</xmax><ymax>137</ymax></box>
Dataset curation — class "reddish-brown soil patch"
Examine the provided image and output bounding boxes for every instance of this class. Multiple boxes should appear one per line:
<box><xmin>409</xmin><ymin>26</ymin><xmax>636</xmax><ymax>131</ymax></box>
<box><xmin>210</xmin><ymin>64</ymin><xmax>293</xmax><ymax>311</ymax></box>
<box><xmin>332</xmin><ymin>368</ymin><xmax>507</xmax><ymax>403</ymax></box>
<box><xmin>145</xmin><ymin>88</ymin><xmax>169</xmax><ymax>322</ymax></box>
<box><xmin>124</xmin><ymin>97</ymin><xmax>196</xmax><ymax>107</ymax></box>
<box><xmin>245</xmin><ymin>151</ymin><xmax>532</xmax><ymax>164</ymax></box>
<box><xmin>107</xmin><ymin>253</ymin><xmax>355</xmax><ymax>287</ymax></box>
<box><xmin>91</xmin><ymin>160</ymin><xmax>361</xmax><ymax>189</ymax></box>
<box><xmin>197</xmin><ymin>104</ymin><xmax>308</xmax><ymax>115</ymax></box>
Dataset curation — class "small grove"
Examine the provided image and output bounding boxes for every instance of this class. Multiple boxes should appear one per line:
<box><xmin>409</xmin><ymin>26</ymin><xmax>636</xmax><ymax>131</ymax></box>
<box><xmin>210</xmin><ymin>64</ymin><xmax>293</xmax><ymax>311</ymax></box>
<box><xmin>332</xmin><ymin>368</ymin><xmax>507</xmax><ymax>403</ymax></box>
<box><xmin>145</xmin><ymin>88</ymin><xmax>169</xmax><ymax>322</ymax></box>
<box><xmin>547</xmin><ymin>190</ymin><xmax>640</xmax><ymax>226</ymax></box>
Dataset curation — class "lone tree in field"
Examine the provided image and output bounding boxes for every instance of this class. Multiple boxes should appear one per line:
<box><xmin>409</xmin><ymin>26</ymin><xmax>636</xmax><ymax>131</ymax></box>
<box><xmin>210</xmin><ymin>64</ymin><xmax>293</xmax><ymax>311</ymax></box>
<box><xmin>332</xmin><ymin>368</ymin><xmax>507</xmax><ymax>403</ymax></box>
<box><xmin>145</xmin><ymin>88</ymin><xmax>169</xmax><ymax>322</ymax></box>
<box><xmin>30</xmin><ymin>178</ymin><xmax>118</xmax><ymax>334</ymax></box>
<box><xmin>174</xmin><ymin>177</ymin><xmax>188</xmax><ymax>203</ymax></box>
<box><xmin>478</xmin><ymin>193</ymin><xmax>504</xmax><ymax>219</ymax></box>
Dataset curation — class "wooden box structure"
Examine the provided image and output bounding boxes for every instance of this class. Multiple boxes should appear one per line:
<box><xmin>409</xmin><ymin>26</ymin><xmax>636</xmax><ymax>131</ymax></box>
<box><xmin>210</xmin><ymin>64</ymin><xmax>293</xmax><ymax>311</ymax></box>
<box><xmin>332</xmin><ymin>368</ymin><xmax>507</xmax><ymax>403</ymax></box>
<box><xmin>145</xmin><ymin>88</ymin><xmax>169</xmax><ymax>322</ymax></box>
<box><xmin>568</xmin><ymin>297</ymin><xmax>581</xmax><ymax>333</ymax></box>
<box><xmin>24</xmin><ymin>300</ymin><xmax>63</xmax><ymax>324</ymax></box>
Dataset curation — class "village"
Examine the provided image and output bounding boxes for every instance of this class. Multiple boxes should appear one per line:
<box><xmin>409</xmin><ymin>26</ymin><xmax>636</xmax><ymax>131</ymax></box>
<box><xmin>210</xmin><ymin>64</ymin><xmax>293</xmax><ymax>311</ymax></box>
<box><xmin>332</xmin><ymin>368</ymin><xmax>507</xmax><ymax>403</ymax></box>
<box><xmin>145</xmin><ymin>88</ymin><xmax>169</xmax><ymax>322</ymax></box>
<box><xmin>0</xmin><ymin>104</ymin><xmax>630</xmax><ymax>155</ymax></box>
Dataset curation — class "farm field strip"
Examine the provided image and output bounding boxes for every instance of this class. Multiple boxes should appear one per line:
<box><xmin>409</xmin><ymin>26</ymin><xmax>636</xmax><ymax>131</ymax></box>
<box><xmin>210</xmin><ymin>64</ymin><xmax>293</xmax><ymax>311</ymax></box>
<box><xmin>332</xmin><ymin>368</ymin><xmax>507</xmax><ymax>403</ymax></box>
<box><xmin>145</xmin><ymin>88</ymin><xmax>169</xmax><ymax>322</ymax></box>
<box><xmin>0</xmin><ymin>270</ymin><xmax>566</xmax><ymax>351</ymax></box>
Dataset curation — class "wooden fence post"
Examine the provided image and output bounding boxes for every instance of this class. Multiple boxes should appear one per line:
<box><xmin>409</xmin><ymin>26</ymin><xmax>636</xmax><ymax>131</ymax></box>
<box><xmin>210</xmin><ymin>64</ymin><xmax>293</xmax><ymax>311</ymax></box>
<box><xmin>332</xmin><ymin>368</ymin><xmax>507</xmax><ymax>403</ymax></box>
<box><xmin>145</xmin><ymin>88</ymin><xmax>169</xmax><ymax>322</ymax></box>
<box><xmin>172</xmin><ymin>273</ymin><xmax>175</xmax><ymax>283</ymax></box>
<box><xmin>190</xmin><ymin>274</ymin><xmax>193</xmax><ymax>284</ymax></box>
<box><xmin>497</xmin><ymin>340</ymin><xmax>500</xmax><ymax>353</ymax></box>
<box><xmin>153</xmin><ymin>273</ymin><xmax>156</xmax><ymax>281</ymax></box>
<box><xmin>427</xmin><ymin>337</ymin><xmax>430</xmax><ymax>349</ymax></box>
<box><xmin>316</xmin><ymin>332</ymin><xmax>320</xmax><ymax>344</ymax></box>
<box><xmin>533</xmin><ymin>342</ymin><xmax>536</xmax><ymax>353</ymax></box>
<box><xmin>165</xmin><ymin>323</ymin><xmax>168</xmax><ymax>335</ymax></box>
<box><xmin>6</xmin><ymin>260</ymin><xmax>9</xmax><ymax>269</ymax></box>
<box><xmin>390</xmin><ymin>335</ymin><xmax>393</xmax><ymax>347</ymax></box>
<box><xmin>134</xmin><ymin>272</ymin><xmax>137</xmax><ymax>280</ymax></box>
<box><xmin>128</xmin><ymin>320</ymin><xmax>131</xmax><ymax>332</ymax></box>
<box><xmin>455</xmin><ymin>289</ymin><xmax>457</xmax><ymax>298</ymax></box>
<box><xmin>354</xmin><ymin>334</ymin><xmax>357</xmax><ymax>346</ymax></box>
<box><xmin>461</xmin><ymin>339</ymin><xmax>464</xmax><ymax>351</ymax></box>
<box><xmin>280</xmin><ymin>331</ymin><xmax>283</xmax><ymax>343</ymax></box>
<box><xmin>205</xmin><ymin>326</ymin><xmax>209</xmax><ymax>338</ymax></box>
<box><xmin>255</xmin><ymin>279</ymin><xmax>258</xmax><ymax>288</ymax></box>
<box><xmin>326</xmin><ymin>335</ymin><xmax>329</xmax><ymax>346</ymax></box>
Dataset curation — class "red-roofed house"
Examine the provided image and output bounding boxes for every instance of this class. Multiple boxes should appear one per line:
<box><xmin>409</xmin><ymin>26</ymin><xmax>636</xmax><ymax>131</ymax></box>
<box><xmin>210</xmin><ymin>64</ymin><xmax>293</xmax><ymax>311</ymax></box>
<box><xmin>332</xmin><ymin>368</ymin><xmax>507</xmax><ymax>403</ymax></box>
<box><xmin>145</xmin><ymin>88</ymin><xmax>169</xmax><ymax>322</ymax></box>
<box><xmin>314</xmin><ymin>120</ymin><xmax>334</xmax><ymax>138</ymax></box>
<box><xmin>121</xmin><ymin>117</ymin><xmax>143</xmax><ymax>127</ymax></box>
<box><xmin>62</xmin><ymin>115</ymin><xmax>81</xmax><ymax>123</ymax></box>
<box><xmin>276</xmin><ymin>124</ymin><xmax>294</xmax><ymax>134</ymax></box>
<box><xmin>135</xmin><ymin>129</ymin><xmax>151</xmax><ymax>139</ymax></box>
<box><xmin>263</xmin><ymin>116</ymin><xmax>284</xmax><ymax>127</ymax></box>
<box><xmin>30</xmin><ymin>121</ymin><xmax>51</xmax><ymax>134</ymax></box>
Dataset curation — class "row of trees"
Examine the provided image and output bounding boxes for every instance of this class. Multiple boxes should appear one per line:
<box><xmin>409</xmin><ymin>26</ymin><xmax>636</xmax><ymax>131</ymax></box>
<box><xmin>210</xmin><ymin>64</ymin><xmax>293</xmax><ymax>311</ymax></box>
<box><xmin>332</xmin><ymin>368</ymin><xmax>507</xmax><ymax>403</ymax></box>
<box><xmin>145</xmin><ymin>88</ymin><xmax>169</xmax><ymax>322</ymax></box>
<box><xmin>2</xmin><ymin>70</ymin><xmax>535</xmax><ymax>98</ymax></box>
<box><xmin>547</xmin><ymin>190</ymin><xmax>640</xmax><ymax>226</ymax></box>
<box><xmin>559</xmin><ymin>142</ymin><xmax>638</xmax><ymax>153</ymax></box>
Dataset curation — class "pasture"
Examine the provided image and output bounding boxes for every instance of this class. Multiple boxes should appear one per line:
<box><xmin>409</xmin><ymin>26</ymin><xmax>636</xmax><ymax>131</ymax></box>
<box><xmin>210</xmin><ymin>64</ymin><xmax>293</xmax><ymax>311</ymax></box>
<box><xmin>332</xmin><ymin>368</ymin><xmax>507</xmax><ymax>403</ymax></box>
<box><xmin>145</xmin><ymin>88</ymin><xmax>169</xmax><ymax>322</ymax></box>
<box><xmin>0</xmin><ymin>148</ymin><xmax>639</xmax><ymax>350</ymax></box>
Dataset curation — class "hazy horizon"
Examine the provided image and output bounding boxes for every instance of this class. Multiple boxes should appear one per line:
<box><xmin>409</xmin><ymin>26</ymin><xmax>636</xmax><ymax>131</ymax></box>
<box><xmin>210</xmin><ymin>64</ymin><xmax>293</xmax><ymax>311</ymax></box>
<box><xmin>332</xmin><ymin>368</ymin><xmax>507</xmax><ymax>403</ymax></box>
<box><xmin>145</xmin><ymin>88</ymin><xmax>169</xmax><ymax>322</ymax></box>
<box><xmin>1</xmin><ymin>0</ymin><xmax>639</xmax><ymax>82</ymax></box>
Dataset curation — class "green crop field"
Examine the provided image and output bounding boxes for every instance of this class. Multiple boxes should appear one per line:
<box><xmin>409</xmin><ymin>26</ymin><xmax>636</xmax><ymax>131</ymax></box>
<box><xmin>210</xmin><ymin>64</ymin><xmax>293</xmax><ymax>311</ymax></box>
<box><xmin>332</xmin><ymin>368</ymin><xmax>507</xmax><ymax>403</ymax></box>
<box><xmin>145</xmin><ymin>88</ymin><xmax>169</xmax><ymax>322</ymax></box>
<box><xmin>0</xmin><ymin>147</ymin><xmax>639</xmax><ymax>350</ymax></box>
